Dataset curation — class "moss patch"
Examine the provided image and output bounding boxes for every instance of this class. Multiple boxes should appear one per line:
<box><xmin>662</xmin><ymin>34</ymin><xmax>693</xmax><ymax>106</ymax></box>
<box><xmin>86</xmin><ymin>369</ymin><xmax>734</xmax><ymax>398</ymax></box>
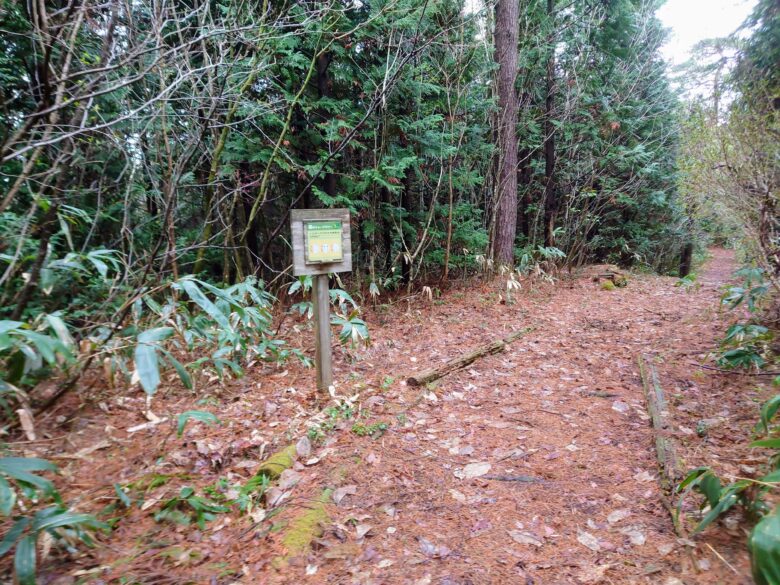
<box><xmin>600</xmin><ymin>280</ymin><xmax>616</xmax><ymax>291</ymax></box>
<box><xmin>272</xmin><ymin>488</ymin><xmax>333</xmax><ymax>569</ymax></box>
<box><xmin>255</xmin><ymin>444</ymin><xmax>297</xmax><ymax>480</ymax></box>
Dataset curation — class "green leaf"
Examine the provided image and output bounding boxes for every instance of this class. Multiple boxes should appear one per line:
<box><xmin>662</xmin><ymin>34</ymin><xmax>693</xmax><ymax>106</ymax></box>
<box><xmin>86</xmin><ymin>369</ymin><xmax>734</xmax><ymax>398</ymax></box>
<box><xmin>697</xmin><ymin>473</ymin><xmax>722</xmax><ymax>508</ymax></box>
<box><xmin>0</xmin><ymin>476</ymin><xmax>16</xmax><ymax>515</ymax></box>
<box><xmin>44</xmin><ymin>314</ymin><xmax>74</xmax><ymax>348</ymax></box>
<box><xmin>0</xmin><ymin>517</ymin><xmax>30</xmax><ymax>556</ymax></box>
<box><xmin>31</xmin><ymin>507</ymin><xmax>104</xmax><ymax>532</ymax></box>
<box><xmin>178</xmin><ymin>279</ymin><xmax>231</xmax><ymax>331</ymax></box>
<box><xmin>694</xmin><ymin>492</ymin><xmax>739</xmax><ymax>533</ymax></box>
<box><xmin>114</xmin><ymin>483</ymin><xmax>132</xmax><ymax>508</ymax></box>
<box><xmin>0</xmin><ymin>457</ymin><xmax>57</xmax><ymax>474</ymax></box>
<box><xmin>0</xmin><ymin>321</ymin><xmax>24</xmax><ymax>335</ymax></box>
<box><xmin>758</xmin><ymin>395</ymin><xmax>780</xmax><ymax>433</ymax></box>
<box><xmin>138</xmin><ymin>327</ymin><xmax>175</xmax><ymax>344</ymax></box>
<box><xmin>14</xmin><ymin>534</ymin><xmax>36</xmax><ymax>585</ymax></box>
<box><xmin>134</xmin><ymin>343</ymin><xmax>160</xmax><ymax>395</ymax></box>
<box><xmin>750</xmin><ymin>510</ymin><xmax>780</xmax><ymax>585</ymax></box>
<box><xmin>760</xmin><ymin>469</ymin><xmax>780</xmax><ymax>483</ymax></box>
<box><xmin>160</xmin><ymin>351</ymin><xmax>192</xmax><ymax>390</ymax></box>
<box><xmin>177</xmin><ymin>411</ymin><xmax>219</xmax><ymax>437</ymax></box>
<box><xmin>677</xmin><ymin>466</ymin><xmax>712</xmax><ymax>493</ymax></box>
<box><xmin>751</xmin><ymin>439</ymin><xmax>780</xmax><ymax>449</ymax></box>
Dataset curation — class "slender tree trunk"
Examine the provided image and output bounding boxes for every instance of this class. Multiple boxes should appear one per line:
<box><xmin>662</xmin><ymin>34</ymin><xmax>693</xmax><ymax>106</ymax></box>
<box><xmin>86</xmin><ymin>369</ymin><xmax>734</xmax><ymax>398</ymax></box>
<box><xmin>679</xmin><ymin>242</ymin><xmax>694</xmax><ymax>277</ymax></box>
<box><xmin>316</xmin><ymin>51</ymin><xmax>338</xmax><ymax>200</ymax></box>
<box><xmin>492</xmin><ymin>0</ymin><xmax>520</xmax><ymax>265</ymax></box>
<box><xmin>543</xmin><ymin>0</ymin><xmax>558</xmax><ymax>248</ymax></box>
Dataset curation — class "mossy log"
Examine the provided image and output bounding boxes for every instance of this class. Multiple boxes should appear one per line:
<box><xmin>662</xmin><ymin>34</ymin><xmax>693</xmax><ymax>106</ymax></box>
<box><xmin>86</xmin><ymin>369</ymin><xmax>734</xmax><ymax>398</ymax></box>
<box><xmin>407</xmin><ymin>327</ymin><xmax>533</xmax><ymax>387</ymax></box>
<box><xmin>255</xmin><ymin>444</ymin><xmax>297</xmax><ymax>480</ymax></box>
<box><xmin>638</xmin><ymin>354</ymin><xmax>685</xmax><ymax>537</ymax></box>
<box><xmin>272</xmin><ymin>488</ymin><xmax>334</xmax><ymax>568</ymax></box>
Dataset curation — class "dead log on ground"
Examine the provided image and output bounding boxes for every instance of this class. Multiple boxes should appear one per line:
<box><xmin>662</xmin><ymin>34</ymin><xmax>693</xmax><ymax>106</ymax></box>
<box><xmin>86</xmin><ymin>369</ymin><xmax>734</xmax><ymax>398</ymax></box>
<box><xmin>406</xmin><ymin>327</ymin><xmax>533</xmax><ymax>387</ymax></box>
<box><xmin>638</xmin><ymin>354</ymin><xmax>686</xmax><ymax>536</ymax></box>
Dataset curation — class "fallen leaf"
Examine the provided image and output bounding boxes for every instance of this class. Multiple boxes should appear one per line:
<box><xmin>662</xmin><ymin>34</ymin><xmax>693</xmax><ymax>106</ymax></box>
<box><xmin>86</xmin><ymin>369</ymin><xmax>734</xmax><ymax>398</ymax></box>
<box><xmin>578</xmin><ymin>564</ymin><xmax>611</xmax><ymax>583</ymax></box>
<box><xmin>607</xmin><ymin>509</ymin><xmax>631</xmax><ymax>524</ymax></box>
<box><xmin>377</xmin><ymin>559</ymin><xmax>394</xmax><ymax>568</ymax></box>
<box><xmin>634</xmin><ymin>470</ymin><xmax>655</xmax><ymax>482</ymax></box>
<box><xmin>508</xmin><ymin>530</ymin><xmax>543</xmax><ymax>547</ymax></box>
<box><xmin>657</xmin><ymin>543</ymin><xmax>675</xmax><ymax>556</ymax></box>
<box><xmin>611</xmin><ymin>401</ymin><xmax>629</xmax><ymax>414</ymax></box>
<box><xmin>296</xmin><ymin>436</ymin><xmax>312</xmax><ymax>459</ymax></box>
<box><xmin>356</xmin><ymin>524</ymin><xmax>373</xmax><ymax>539</ymax></box>
<box><xmin>454</xmin><ymin>462</ymin><xmax>491</xmax><ymax>479</ymax></box>
<box><xmin>265</xmin><ymin>487</ymin><xmax>289</xmax><ymax>507</ymax></box>
<box><xmin>449</xmin><ymin>489</ymin><xmax>467</xmax><ymax>503</ymax></box>
<box><xmin>417</xmin><ymin>537</ymin><xmax>450</xmax><ymax>558</ymax></box>
<box><xmin>577</xmin><ymin>530</ymin><xmax>601</xmax><ymax>552</ymax></box>
<box><xmin>16</xmin><ymin>409</ymin><xmax>35</xmax><ymax>441</ymax></box>
<box><xmin>332</xmin><ymin>484</ymin><xmax>357</xmax><ymax>505</ymax></box>
<box><xmin>277</xmin><ymin>469</ymin><xmax>302</xmax><ymax>491</ymax></box>
<box><xmin>620</xmin><ymin>526</ymin><xmax>646</xmax><ymax>546</ymax></box>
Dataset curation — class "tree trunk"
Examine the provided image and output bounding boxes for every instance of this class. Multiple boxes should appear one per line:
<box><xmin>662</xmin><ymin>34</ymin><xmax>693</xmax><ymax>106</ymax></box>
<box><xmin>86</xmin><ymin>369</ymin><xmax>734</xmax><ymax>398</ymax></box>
<box><xmin>679</xmin><ymin>242</ymin><xmax>694</xmax><ymax>277</ymax></box>
<box><xmin>492</xmin><ymin>0</ymin><xmax>519</xmax><ymax>265</ymax></box>
<box><xmin>316</xmin><ymin>51</ymin><xmax>338</xmax><ymax>201</ymax></box>
<box><xmin>543</xmin><ymin>0</ymin><xmax>558</xmax><ymax>248</ymax></box>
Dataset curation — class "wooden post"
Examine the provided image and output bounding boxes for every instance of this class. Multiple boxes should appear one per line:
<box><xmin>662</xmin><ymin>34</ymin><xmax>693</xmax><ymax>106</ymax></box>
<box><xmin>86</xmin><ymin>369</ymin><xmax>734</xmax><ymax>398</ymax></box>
<box><xmin>312</xmin><ymin>273</ymin><xmax>333</xmax><ymax>391</ymax></box>
<box><xmin>290</xmin><ymin>209</ymin><xmax>350</xmax><ymax>394</ymax></box>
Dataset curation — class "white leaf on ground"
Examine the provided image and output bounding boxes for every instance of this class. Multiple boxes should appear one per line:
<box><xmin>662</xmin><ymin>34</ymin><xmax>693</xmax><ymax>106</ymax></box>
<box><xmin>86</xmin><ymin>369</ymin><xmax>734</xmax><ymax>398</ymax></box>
<box><xmin>449</xmin><ymin>489</ymin><xmax>467</xmax><ymax>503</ymax></box>
<box><xmin>418</xmin><ymin>537</ymin><xmax>437</xmax><ymax>557</ymax></box>
<box><xmin>607</xmin><ymin>509</ymin><xmax>631</xmax><ymax>524</ymax></box>
<box><xmin>356</xmin><ymin>524</ymin><xmax>373</xmax><ymax>539</ymax></box>
<box><xmin>578</xmin><ymin>564</ymin><xmax>611</xmax><ymax>584</ymax></box>
<box><xmin>265</xmin><ymin>487</ymin><xmax>289</xmax><ymax>507</ymax></box>
<box><xmin>277</xmin><ymin>469</ymin><xmax>302</xmax><ymax>491</ymax></box>
<box><xmin>377</xmin><ymin>559</ymin><xmax>394</xmax><ymax>568</ymax></box>
<box><xmin>249</xmin><ymin>508</ymin><xmax>266</xmax><ymax>523</ymax></box>
<box><xmin>508</xmin><ymin>530</ymin><xmax>543</xmax><ymax>547</ymax></box>
<box><xmin>620</xmin><ymin>526</ymin><xmax>646</xmax><ymax>546</ymax></box>
<box><xmin>454</xmin><ymin>462</ymin><xmax>491</xmax><ymax>479</ymax></box>
<box><xmin>577</xmin><ymin>530</ymin><xmax>601</xmax><ymax>551</ymax></box>
<box><xmin>634</xmin><ymin>470</ymin><xmax>655</xmax><ymax>482</ymax></box>
<box><xmin>296</xmin><ymin>436</ymin><xmax>312</xmax><ymax>459</ymax></box>
<box><xmin>16</xmin><ymin>409</ymin><xmax>35</xmax><ymax>441</ymax></box>
<box><xmin>305</xmin><ymin>564</ymin><xmax>318</xmax><ymax>575</ymax></box>
<box><xmin>332</xmin><ymin>484</ymin><xmax>357</xmax><ymax>505</ymax></box>
<box><xmin>611</xmin><ymin>401</ymin><xmax>629</xmax><ymax>414</ymax></box>
<box><xmin>657</xmin><ymin>543</ymin><xmax>675</xmax><ymax>556</ymax></box>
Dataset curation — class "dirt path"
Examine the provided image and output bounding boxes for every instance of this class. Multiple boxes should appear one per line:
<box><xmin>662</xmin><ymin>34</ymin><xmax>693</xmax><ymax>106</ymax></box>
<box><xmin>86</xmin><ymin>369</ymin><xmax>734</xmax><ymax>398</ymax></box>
<box><xmin>267</xmin><ymin>248</ymin><xmax>754</xmax><ymax>584</ymax></box>
<box><xmin>23</xmin><ymin>249</ymin><xmax>767</xmax><ymax>584</ymax></box>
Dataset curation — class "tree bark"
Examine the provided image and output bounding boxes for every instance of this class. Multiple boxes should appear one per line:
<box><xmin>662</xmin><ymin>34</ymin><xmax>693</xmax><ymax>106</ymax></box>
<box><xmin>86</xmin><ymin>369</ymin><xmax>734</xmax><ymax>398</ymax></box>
<box><xmin>492</xmin><ymin>0</ymin><xmax>520</xmax><ymax>265</ymax></box>
<box><xmin>543</xmin><ymin>0</ymin><xmax>558</xmax><ymax>248</ymax></box>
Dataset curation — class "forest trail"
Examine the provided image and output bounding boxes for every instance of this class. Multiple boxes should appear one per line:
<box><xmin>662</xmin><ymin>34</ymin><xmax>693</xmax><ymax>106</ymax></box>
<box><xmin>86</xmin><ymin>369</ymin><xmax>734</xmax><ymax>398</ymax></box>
<box><xmin>28</xmin><ymin>250</ymin><xmax>760</xmax><ymax>584</ymax></box>
<box><xmin>268</xmin><ymin>248</ymin><xmax>750</xmax><ymax>584</ymax></box>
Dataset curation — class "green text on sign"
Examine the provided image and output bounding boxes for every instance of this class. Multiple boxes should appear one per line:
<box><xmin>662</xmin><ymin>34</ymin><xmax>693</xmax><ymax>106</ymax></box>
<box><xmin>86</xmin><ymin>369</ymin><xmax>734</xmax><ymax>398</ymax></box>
<box><xmin>305</xmin><ymin>220</ymin><xmax>343</xmax><ymax>263</ymax></box>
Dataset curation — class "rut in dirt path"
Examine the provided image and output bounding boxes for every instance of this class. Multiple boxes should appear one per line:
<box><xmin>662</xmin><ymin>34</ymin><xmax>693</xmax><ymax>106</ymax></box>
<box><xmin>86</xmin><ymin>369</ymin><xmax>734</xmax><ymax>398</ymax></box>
<box><xmin>276</xmin><ymin>250</ymin><xmax>741</xmax><ymax>585</ymax></box>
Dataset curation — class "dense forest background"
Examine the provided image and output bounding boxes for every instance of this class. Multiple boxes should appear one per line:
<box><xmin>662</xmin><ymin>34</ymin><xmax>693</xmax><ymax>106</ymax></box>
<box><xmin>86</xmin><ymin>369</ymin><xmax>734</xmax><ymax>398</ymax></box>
<box><xmin>0</xmin><ymin>0</ymin><xmax>777</xmax><ymax>409</ymax></box>
<box><xmin>0</xmin><ymin>0</ymin><xmax>684</xmax><ymax>309</ymax></box>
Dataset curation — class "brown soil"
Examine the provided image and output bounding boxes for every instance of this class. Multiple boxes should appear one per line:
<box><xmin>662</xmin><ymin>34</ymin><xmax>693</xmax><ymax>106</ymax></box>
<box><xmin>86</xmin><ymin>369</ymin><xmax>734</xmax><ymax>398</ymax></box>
<box><xmin>10</xmin><ymin>248</ymin><xmax>773</xmax><ymax>584</ymax></box>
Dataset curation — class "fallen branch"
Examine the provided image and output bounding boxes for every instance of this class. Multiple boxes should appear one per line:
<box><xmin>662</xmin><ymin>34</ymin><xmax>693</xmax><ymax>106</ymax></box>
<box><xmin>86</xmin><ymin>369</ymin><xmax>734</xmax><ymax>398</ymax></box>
<box><xmin>688</xmin><ymin>362</ymin><xmax>780</xmax><ymax>376</ymax></box>
<box><xmin>406</xmin><ymin>327</ymin><xmax>533</xmax><ymax>386</ymax></box>
<box><xmin>637</xmin><ymin>355</ymin><xmax>687</xmax><ymax>538</ymax></box>
<box><xmin>483</xmin><ymin>474</ymin><xmax>546</xmax><ymax>483</ymax></box>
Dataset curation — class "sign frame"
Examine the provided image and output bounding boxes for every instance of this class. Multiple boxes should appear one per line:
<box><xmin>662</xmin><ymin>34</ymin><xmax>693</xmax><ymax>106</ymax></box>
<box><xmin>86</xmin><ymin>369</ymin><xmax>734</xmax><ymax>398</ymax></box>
<box><xmin>291</xmin><ymin>209</ymin><xmax>351</xmax><ymax>276</ymax></box>
<box><xmin>290</xmin><ymin>209</ymin><xmax>352</xmax><ymax>394</ymax></box>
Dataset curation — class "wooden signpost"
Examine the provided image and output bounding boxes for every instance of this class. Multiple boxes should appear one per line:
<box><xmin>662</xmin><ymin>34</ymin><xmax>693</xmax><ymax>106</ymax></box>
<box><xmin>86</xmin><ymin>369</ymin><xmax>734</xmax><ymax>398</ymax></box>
<box><xmin>290</xmin><ymin>209</ymin><xmax>352</xmax><ymax>392</ymax></box>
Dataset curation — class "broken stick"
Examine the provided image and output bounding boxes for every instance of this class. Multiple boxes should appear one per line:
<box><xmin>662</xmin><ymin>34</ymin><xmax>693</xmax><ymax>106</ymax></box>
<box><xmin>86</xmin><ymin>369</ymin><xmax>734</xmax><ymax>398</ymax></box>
<box><xmin>638</xmin><ymin>354</ymin><xmax>688</xmax><ymax>539</ymax></box>
<box><xmin>406</xmin><ymin>327</ymin><xmax>533</xmax><ymax>386</ymax></box>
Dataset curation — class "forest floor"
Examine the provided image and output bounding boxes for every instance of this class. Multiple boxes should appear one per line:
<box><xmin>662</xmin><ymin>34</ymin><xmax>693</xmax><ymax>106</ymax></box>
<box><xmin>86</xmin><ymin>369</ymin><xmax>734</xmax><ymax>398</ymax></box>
<box><xmin>14</xmin><ymin>248</ymin><xmax>774</xmax><ymax>584</ymax></box>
